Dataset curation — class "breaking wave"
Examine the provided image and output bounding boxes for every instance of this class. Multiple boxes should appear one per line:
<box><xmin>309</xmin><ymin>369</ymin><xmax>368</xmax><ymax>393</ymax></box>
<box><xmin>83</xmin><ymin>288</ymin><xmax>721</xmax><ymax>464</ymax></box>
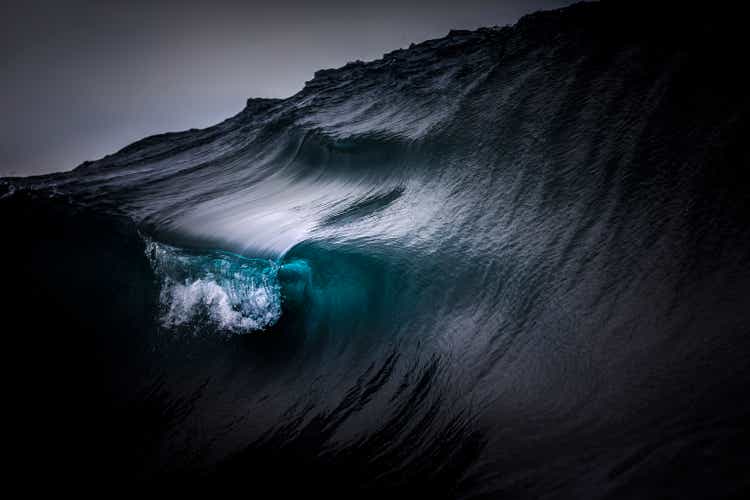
<box><xmin>2</xmin><ymin>2</ymin><xmax>749</xmax><ymax>498</ymax></box>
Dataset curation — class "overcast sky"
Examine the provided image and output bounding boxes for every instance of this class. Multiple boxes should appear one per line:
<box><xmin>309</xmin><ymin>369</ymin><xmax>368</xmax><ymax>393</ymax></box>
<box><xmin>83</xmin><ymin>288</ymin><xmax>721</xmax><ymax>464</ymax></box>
<box><xmin>1</xmin><ymin>0</ymin><xmax>574</xmax><ymax>176</ymax></box>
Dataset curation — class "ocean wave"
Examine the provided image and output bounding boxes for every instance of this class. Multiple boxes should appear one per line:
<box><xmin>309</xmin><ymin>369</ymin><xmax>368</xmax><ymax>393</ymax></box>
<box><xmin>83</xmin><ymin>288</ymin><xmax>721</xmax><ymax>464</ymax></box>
<box><xmin>2</xmin><ymin>1</ymin><xmax>749</xmax><ymax>496</ymax></box>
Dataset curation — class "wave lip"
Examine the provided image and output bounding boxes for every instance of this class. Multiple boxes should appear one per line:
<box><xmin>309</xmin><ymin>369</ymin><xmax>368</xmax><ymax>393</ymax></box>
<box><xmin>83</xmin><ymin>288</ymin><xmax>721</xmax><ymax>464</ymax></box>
<box><xmin>145</xmin><ymin>239</ymin><xmax>282</xmax><ymax>334</ymax></box>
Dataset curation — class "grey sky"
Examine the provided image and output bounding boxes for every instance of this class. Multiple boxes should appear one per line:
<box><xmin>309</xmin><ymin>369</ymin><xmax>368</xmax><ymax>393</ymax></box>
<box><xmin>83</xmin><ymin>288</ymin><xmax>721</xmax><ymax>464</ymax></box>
<box><xmin>1</xmin><ymin>0</ymin><xmax>574</xmax><ymax>176</ymax></box>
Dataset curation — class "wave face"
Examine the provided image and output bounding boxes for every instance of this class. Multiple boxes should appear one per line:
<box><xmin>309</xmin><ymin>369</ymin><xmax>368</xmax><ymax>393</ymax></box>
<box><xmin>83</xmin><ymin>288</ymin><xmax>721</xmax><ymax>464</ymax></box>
<box><xmin>3</xmin><ymin>2</ymin><xmax>750</xmax><ymax>498</ymax></box>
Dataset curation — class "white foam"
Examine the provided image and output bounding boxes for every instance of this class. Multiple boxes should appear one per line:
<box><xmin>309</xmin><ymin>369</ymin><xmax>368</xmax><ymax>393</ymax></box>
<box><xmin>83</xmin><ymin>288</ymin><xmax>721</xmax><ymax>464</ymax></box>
<box><xmin>145</xmin><ymin>239</ymin><xmax>282</xmax><ymax>334</ymax></box>
<box><xmin>159</xmin><ymin>277</ymin><xmax>277</xmax><ymax>332</ymax></box>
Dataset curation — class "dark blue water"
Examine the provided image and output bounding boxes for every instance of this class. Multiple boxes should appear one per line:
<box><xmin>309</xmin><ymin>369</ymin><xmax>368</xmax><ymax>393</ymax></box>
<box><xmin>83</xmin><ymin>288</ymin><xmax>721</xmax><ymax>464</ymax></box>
<box><xmin>2</xmin><ymin>2</ymin><xmax>749</xmax><ymax>497</ymax></box>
